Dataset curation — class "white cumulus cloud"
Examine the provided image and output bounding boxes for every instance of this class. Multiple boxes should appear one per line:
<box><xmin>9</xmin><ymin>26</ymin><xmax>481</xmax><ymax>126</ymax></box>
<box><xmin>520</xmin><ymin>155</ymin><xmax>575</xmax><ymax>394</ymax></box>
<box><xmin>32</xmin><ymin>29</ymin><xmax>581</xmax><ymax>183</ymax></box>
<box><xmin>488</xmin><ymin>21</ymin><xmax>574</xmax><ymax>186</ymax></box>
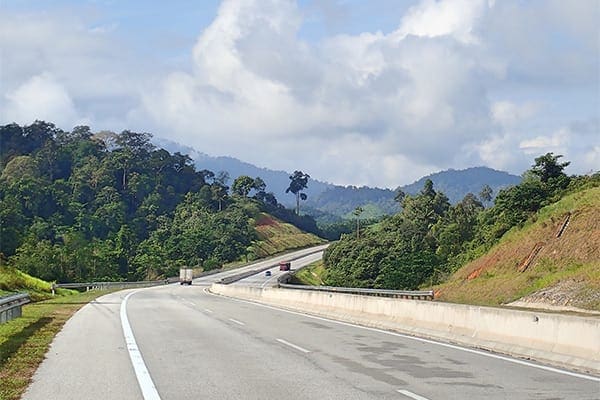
<box><xmin>1</xmin><ymin>0</ymin><xmax>598</xmax><ymax>186</ymax></box>
<box><xmin>4</xmin><ymin>73</ymin><xmax>86</xmax><ymax>128</ymax></box>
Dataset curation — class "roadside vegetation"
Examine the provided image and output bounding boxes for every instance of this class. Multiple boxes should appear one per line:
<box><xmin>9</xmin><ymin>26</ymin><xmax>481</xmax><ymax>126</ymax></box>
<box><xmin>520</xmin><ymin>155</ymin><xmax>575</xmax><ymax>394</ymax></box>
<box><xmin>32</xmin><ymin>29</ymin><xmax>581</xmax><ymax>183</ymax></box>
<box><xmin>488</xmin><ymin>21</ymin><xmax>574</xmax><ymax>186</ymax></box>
<box><xmin>0</xmin><ymin>121</ymin><xmax>324</xmax><ymax>284</ymax></box>
<box><xmin>292</xmin><ymin>260</ymin><xmax>326</xmax><ymax>286</ymax></box>
<box><xmin>0</xmin><ymin>266</ymin><xmax>73</xmax><ymax>301</ymax></box>
<box><xmin>435</xmin><ymin>186</ymin><xmax>600</xmax><ymax>310</ymax></box>
<box><xmin>252</xmin><ymin>213</ymin><xmax>324</xmax><ymax>258</ymax></box>
<box><xmin>323</xmin><ymin>153</ymin><xmax>599</xmax><ymax>310</ymax></box>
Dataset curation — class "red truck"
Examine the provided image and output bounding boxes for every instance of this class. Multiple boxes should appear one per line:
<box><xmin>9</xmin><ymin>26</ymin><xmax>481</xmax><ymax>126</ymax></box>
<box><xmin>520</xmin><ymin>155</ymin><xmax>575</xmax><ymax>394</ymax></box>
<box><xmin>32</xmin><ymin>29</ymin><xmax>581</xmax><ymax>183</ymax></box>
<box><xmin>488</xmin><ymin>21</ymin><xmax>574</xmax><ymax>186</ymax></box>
<box><xmin>279</xmin><ymin>261</ymin><xmax>291</xmax><ymax>271</ymax></box>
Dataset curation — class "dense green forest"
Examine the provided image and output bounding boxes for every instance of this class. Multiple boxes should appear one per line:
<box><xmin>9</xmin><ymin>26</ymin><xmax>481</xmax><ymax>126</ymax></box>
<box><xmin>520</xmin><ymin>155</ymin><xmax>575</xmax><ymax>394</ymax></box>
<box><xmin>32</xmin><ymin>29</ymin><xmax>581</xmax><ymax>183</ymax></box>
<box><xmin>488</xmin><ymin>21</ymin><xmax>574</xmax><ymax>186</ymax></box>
<box><xmin>324</xmin><ymin>154</ymin><xmax>599</xmax><ymax>290</ymax></box>
<box><xmin>0</xmin><ymin>121</ymin><xmax>319</xmax><ymax>282</ymax></box>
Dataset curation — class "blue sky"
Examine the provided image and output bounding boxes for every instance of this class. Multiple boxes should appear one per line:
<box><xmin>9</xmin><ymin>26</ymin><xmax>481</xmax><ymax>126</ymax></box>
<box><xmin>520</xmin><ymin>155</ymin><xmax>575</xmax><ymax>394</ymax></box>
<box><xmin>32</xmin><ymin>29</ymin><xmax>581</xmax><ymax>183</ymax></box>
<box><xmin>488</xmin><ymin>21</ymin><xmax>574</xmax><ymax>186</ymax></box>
<box><xmin>1</xmin><ymin>0</ymin><xmax>598</xmax><ymax>187</ymax></box>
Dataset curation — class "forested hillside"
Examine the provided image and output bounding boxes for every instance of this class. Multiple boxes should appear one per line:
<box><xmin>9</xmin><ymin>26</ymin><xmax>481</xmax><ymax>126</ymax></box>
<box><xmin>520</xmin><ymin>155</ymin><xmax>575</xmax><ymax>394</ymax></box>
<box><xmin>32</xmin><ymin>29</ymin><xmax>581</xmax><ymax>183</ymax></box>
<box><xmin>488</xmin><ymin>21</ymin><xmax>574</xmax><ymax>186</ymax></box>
<box><xmin>323</xmin><ymin>153</ymin><xmax>598</xmax><ymax>292</ymax></box>
<box><xmin>0</xmin><ymin>121</ymin><xmax>321</xmax><ymax>283</ymax></box>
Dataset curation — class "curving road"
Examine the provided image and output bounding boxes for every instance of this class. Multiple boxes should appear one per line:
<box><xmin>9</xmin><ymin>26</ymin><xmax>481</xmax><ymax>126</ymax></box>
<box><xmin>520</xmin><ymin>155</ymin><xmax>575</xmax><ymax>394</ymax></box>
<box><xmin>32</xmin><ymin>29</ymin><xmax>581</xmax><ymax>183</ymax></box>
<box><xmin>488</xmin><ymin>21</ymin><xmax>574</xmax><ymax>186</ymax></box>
<box><xmin>23</xmin><ymin>247</ymin><xmax>600</xmax><ymax>400</ymax></box>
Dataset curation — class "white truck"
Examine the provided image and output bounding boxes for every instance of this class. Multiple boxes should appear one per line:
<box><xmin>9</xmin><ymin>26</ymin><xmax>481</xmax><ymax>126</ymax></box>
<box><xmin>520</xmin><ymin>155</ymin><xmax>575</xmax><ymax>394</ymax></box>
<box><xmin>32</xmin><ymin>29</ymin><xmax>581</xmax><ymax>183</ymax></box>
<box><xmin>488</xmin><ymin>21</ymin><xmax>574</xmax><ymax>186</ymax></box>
<box><xmin>179</xmin><ymin>268</ymin><xmax>193</xmax><ymax>285</ymax></box>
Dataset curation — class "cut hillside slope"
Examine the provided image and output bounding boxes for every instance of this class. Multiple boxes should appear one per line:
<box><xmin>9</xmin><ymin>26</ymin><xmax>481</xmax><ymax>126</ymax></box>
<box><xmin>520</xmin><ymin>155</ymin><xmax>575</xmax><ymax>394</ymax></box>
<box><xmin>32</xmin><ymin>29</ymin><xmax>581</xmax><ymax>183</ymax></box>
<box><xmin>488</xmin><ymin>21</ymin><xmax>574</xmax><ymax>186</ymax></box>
<box><xmin>435</xmin><ymin>187</ymin><xmax>600</xmax><ymax>311</ymax></box>
<box><xmin>251</xmin><ymin>213</ymin><xmax>325</xmax><ymax>258</ymax></box>
<box><xmin>0</xmin><ymin>266</ymin><xmax>68</xmax><ymax>301</ymax></box>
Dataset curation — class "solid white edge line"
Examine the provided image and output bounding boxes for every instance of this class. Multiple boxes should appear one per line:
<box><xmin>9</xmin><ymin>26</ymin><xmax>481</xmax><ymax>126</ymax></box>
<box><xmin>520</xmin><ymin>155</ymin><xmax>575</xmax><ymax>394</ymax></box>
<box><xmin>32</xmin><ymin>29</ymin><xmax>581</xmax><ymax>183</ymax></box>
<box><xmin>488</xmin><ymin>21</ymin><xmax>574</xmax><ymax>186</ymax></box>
<box><xmin>120</xmin><ymin>291</ymin><xmax>162</xmax><ymax>400</ymax></box>
<box><xmin>397</xmin><ymin>389</ymin><xmax>430</xmax><ymax>400</ymax></box>
<box><xmin>205</xmin><ymin>288</ymin><xmax>600</xmax><ymax>382</ymax></box>
<box><xmin>276</xmin><ymin>338</ymin><xmax>311</xmax><ymax>353</ymax></box>
<box><xmin>228</xmin><ymin>318</ymin><xmax>245</xmax><ymax>326</ymax></box>
<box><xmin>261</xmin><ymin>273</ymin><xmax>277</xmax><ymax>288</ymax></box>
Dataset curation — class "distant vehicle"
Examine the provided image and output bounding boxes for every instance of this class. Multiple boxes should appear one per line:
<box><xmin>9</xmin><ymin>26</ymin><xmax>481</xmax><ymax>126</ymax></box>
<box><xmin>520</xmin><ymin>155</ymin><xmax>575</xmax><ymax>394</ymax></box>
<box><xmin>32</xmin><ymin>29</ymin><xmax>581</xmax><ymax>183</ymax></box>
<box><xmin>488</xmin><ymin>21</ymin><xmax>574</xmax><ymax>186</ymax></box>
<box><xmin>279</xmin><ymin>261</ymin><xmax>291</xmax><ymax>271</ymax></box>
<box><xmin>179</xmin><ymin>268</ymin><xmax>193</xmax><ymax>285</ymax></box>
<box><xmin>265</xmin><ymin>270</ymin><xmax>272</xmax><ymax>277</ymax></box>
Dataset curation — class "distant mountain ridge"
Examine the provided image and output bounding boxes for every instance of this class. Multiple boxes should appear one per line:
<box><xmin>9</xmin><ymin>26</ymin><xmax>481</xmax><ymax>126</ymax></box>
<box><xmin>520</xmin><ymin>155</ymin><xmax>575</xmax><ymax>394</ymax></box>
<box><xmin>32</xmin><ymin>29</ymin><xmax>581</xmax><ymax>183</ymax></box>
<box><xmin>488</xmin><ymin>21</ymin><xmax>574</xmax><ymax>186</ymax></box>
<box><xmin>154</xmin><ymin>138</ymin><xmax>521</xmax><ymax>218</ymax></box>
<box><xmin>153</xmin><ymin>138</ymin><xmax>331</xmax><ymax>207</ymax></box>
<box><xmin>398</xmin><ymin>167</ymin><xmax>522</xmax><ymax>204</ymax></box>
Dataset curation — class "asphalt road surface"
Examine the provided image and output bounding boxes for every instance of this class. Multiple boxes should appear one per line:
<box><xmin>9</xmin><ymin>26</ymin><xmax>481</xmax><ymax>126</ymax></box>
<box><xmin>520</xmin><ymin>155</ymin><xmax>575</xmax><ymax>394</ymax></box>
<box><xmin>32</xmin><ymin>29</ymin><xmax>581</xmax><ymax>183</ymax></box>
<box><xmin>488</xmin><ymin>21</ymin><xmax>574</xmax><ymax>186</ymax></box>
<box><xmin>232</xmin><ymin>251</ymin><xmax>324</xmax><ymax>288</ymax></box>
<box><xmin>23</xmin><ymin>249</ymin><xmax>600</xmax><ymax>400</ymax></box>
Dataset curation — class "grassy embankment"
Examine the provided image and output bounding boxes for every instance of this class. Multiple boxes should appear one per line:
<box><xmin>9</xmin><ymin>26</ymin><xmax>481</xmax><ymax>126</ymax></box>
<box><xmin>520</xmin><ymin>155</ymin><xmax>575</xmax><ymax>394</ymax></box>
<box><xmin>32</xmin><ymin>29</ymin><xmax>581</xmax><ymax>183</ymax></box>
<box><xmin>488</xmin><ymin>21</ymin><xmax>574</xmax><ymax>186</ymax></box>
<box><xmin>1</xmin><ymin>267</ymin><xmax>112</xmax><ymax>400</ymax></box>
<box><xmin>295</xmin><ymin>187</ymin><xmax>599</xmax><ymax>311</ymax></box>
<box><xmin>292</xmin><ymin>260</ymin><xmax>326</xmax><ymax>285</ymax></box>
<box><xmin>0</xmin><ymin>266</ymin><xmax>74</xmax><ymax>301</ymax></box>
<box><xmin>251</xmin><ymin>213</ymin><xmax>325</xmax><ymax>258</ymax></box>
<box><xmin>434</xmin><ymin>187</ymin><xmax>600</xmax><ymax>310</ymax></box>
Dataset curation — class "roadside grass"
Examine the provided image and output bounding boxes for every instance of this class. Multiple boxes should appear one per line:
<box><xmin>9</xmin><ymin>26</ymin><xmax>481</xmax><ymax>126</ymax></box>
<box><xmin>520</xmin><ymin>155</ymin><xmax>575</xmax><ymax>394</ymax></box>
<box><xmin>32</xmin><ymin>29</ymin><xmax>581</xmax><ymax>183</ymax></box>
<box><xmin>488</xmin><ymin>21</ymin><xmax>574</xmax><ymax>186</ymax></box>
<box><xmin>0</xmin><ymin>266</ymin><xmax>74</xmax><ymax>302</ymax></box>
<box><xmin>252</xmin><ymin>213</ymin><xmax>324</xmax><ymax>258</ymax></box>
<box><xmin>292</xmin><ymin>260</ymin><xmax>326</xmax><ymax>286</ymax></box>
<box><xmin>0</xmin><ymin>290</ymin><xmax>113</xmax><ymax>400</ymax></box>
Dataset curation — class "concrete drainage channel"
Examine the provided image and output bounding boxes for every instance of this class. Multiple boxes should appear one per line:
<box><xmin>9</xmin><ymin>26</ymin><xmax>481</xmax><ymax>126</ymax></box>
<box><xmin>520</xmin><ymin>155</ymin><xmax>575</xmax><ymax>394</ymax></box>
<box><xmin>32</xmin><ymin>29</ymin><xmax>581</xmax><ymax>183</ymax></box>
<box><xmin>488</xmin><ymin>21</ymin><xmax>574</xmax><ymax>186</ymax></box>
<box><xmin>210</xmin><ymin>283</ymin><xmax>600</xmax><ymax>376</ymax></box>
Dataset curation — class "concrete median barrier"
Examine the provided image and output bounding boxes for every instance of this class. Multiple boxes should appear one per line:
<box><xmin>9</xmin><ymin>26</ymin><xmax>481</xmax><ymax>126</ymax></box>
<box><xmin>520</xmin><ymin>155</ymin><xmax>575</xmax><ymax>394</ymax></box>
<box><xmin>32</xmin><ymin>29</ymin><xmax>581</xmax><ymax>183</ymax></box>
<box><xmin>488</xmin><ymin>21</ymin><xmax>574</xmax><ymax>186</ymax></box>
<box><xmin>211</xmin><ymin>283</ymin><xmax>600</xmax><ymax>375</ymax></box>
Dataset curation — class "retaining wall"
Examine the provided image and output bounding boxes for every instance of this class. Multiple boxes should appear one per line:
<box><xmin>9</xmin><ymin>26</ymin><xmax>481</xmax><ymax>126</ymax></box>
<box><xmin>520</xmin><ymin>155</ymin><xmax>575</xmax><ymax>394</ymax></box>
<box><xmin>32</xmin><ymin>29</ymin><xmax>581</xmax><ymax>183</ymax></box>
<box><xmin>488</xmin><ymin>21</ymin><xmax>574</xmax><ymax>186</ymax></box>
<box><xmin>211</xmin><ymin>284</ymin><xmax>600</xmax><ymax>375</ymax></box>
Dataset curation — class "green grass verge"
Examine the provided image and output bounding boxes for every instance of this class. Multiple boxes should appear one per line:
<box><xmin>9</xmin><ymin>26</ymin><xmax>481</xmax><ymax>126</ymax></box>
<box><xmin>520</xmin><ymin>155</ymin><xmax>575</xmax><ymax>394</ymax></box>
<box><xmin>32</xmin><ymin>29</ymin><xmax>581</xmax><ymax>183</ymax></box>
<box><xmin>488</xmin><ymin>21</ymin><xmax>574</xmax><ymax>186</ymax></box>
<box><xmin>0</xmin><ymin>290</ymin><xmax>113</xmax><ymax>400</ymax></box>
<box><xmin>252</xmin><ymin>213</ymin><xmax>325</xmax><ymax>259</ymax></box>
<box><xmin>0</xmin><ymin>266</ymin><xmax>74</xmax><ymax>301</ymax></box>
<box><xmin>292</xmin><ymin>260</ymin><xmax>326</xmax><ymax>286</ymax></box>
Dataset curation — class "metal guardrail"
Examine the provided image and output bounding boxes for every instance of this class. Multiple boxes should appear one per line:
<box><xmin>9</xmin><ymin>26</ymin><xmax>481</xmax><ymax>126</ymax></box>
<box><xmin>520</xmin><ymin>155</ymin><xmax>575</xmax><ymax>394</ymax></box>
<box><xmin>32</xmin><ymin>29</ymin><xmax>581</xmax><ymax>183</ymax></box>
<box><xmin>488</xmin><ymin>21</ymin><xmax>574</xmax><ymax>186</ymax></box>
<box><xmin>52</xmin><ymin>280</ymin><xmax>170</xmax><ymax>294</ymax></box>
<box><xmin>278</xmin><ymin>280</ymin><xmax>434</xmax><ymax>300</ymax></box>
<box><xmin>0</xmin><ymin>293</ymin><xmax>31</xmax><ymax>323</ymax></box>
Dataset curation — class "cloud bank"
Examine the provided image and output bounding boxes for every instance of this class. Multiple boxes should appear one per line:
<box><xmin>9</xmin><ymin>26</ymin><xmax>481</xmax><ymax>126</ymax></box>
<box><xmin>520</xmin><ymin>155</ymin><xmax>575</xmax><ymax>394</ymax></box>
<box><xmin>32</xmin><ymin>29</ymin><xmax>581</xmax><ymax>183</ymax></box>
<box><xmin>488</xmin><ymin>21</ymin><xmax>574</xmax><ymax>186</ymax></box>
<box><xmin>1</xmin><ymin>0</ymin><xmax>598</xmax><ymax>187</ymax></box>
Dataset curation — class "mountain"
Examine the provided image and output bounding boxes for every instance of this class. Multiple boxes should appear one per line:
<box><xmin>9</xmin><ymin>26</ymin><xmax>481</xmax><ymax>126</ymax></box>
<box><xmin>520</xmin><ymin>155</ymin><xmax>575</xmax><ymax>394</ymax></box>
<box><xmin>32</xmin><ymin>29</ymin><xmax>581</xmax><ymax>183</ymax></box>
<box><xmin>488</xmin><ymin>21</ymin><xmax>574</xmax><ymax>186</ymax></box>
<box><xmin>305</xmin><ymin>167</ymin><xmax>521</xmax><ymax>218</ymax></box>
<box><xmin>153</xmin><ymin>138</ymin><xmax>331</xmax><ymax>207</ymax></box>
<box><xmin>305</xmin><ymin>186</ymin><xmax>398</xmax><ymax>218</ymax></box>
<box><xmin>155</xmin><ymin>138</ymin><xmax>521</xmax><ymax>218</ymax></box>
<box><xmin>398</xmin><ymin>167</ymin><xmax>522</xmax><ymax>204</ymax></box>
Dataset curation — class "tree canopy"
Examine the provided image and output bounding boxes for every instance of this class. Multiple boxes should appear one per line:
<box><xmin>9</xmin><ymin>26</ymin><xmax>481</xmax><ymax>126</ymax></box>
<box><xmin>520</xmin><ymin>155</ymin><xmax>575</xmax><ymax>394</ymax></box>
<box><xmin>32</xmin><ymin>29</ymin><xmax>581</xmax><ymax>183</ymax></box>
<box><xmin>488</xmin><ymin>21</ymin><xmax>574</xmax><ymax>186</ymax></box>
<box><xmin>286</xmin><ymin>170</ymin><xmax>310</xmax><ymax>215</ymax></box>
<box><xmin>0</xmin><ymin>121</ymin><xmax>320</xmax><ymax>282</ymax></box>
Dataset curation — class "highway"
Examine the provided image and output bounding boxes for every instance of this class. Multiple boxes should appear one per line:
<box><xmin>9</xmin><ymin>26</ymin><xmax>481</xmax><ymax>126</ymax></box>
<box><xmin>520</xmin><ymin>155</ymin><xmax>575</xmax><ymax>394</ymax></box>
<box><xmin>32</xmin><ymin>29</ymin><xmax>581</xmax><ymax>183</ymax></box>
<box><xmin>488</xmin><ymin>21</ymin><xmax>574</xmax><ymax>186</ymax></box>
<box><xmin>232</xmin><ymin>251</ymin><xmax>324</xmax><ymax>288</ymax></box>
<box><xmin>23</xmin><ymin>247</ymin><xmax>600</xmax><ymax>400</ymax></box>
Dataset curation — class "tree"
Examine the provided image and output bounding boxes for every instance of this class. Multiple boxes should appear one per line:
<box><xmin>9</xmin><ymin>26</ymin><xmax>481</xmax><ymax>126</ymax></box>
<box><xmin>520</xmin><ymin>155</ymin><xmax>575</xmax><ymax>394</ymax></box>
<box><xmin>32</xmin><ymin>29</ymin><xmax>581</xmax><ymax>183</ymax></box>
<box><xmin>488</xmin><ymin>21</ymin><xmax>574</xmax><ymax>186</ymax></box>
<box><xmin>0</xmin><ymin>123</ymin><xmax>26</xmax><ymax>163</ymax></box>
<box><xmin>394</xmin><ymin>189</ymin><xmax>406</xmax><ymax>206</ymax></box>
<box><xmin>531</xmin><ymin>153</ymin><xmax>570</xmax><ymax>183</ymax></box>
<box><xmin>286</xmin><ymin>170</ymin><xmax>310</xmax><ymax>215</ymax></box>
<box><xmin>421</xmin><ymin>179</ymin><xmax>435</xmax><ymax>198</ymax></box>
<box><xmin>255</xmin><ymin>191</ymin><xmax>278</xmax><ymax>206</ymax></box>
<box><xmin>253</xmin><ymin>177</ymin><xmax>266</xmax><ymax>193</ymax></box>
<box><xmin>112</xmin><ymin>130</ymin><xmax>154</xmax><ymax>190</ymax></box>
<box><xmin>232</xmin><ymin>175</ymin><xmax>256</xmax><ymax>197</ymax></box>
<box><xmin>352</xmin><ymin>206</ymin><xmax>364</xmax><ymax>239</ymax></box>
<box><xmin>479</xmin><ymin>184</ymin><xmax>493</xmax><ymax>206</ymax></box>
<box><xmin>210</xmin><ymin>184</ymin><xmax>228</xmax><ymax>211</ymax></box>
<box><xmin>530</xmin><ymin>152</ymin><xmax>571</xmax><ymax>195</ymax></box>
<box><xmin>23</xmin><ymin>121</ymin><xmax>59</xmax><ymax>153</ymax></box>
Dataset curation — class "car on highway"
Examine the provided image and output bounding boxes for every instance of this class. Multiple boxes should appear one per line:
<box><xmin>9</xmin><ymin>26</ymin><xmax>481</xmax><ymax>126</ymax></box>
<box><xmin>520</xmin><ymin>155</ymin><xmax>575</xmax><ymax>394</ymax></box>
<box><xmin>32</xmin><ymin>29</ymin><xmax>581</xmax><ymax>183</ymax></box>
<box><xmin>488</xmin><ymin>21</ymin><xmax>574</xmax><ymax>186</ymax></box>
<box><xmin>265</xmin><ymin>270</ymin><xmax>272</xmax><ymax>277</ymax></box>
